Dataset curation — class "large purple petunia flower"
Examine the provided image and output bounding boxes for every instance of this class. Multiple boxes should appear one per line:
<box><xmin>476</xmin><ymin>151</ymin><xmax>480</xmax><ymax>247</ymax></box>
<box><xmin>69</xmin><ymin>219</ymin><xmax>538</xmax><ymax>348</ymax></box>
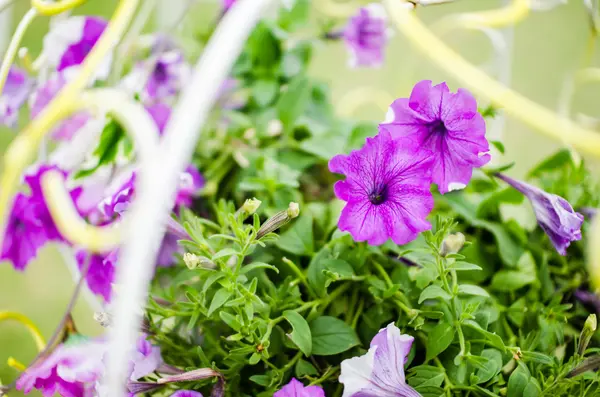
<box><xmin>497</xmin><ymin>173</ymin><xmax>584</xmax><ymax>255</ymax></box>
<box><xmin>0</xmin><ymin>66</ymin><xmax>32</xmax><ymax>127</ymax></box>
<box><xmin>343</xmin><ymin>4</ymin><xmax>389</xmax><ymax>68</ymax></box>
<box><xmin>42</xmin><ymin>16</ymin><xmax>110</xmax><ymax>80</ymax></box>
<box><xmin>176</xmin><ymin>165</ymin><xmax>204</xmax><ymax>209</ymax></box>
<box><xmin>381</xmin><ymin>80</ymin><xmax>490</xmax><ymax>194</ymax></box>
<box><xmin>1</xmin><ymin>193</ymin><xmax>52</xmax><ymax>270</ymax></box>
<box><xmin>274</xmin><ymin>378</ymin><xmax>325</xmax><ymax>397</ymax></box>
<box><xmin>16</xmin><ymin>339</ymin><xmax>106</xmax><ymax>397</ymax></box>
<box><xmin>329</xmin><ymin>130</ymin><xmax>434</xmax><ymax>246</ymax></box>
<box><xmin>30</xmin><ymin>74</ymin><xmax>92</xmax><ymax>140</ymax></box>
<box><xmin>339</xmin><ymin>323</ymin><xmax>421</xmax><ymax>397</ymax></box>
<box><xmin>75</xmin><ymin>250</ymin><xmax>117</xmax><ymax>302</ymax></box>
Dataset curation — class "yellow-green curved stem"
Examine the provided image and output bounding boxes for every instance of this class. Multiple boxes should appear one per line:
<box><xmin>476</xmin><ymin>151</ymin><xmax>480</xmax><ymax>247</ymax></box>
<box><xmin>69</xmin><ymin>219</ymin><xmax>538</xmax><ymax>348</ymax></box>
<box><xmin>7</xmin><ymin>357</ymin><xmax>27</xmax><ymax>371</ymax></box>
<box><xmin>31</xmin><ymin>0</ymin><xmax>87</xmax><ymax>16</ymax></box>
<box><xmin>0</xmin><ymin>8</ymin><xmax>37</xmax><ymax>97</ymax></box>
<box><xmin>313</xmin><ymin>0</ymin><xmax>361</xmax><ymax>18</ymax></box>
<box><xmin>0</xmin><ymin>0</ymin><xmax>139</xmax><ymax>249</ymax></box>
<box><xmin>337</xmin><ymin>86</ymin><xmax>395</xmax><ymax>118</ymax></box>
<box><xmin>0</xmin><ymin>312</ymin><xmax>46</xmax><ymax>351</ymax></box>
<box><xmin>42</xmin><ymin>171</ymin><xmax>123</xmax><ymax>252</ymax></box>
<box><xmin>443</xmin><ymin>0</ymin><xmax>530</xmax><ymax>30</ymax></box>
<box><xmin>383</xmin><ymin>1</ymin><xmax>600</xmax><ymax>157</ymax></box>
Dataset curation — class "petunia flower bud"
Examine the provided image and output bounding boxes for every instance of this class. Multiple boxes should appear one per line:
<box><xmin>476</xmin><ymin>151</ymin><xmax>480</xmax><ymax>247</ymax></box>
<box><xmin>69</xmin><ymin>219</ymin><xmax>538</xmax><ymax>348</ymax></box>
<box><xmin>243</xmin><ymin>198</ymin><xmax>262</xmax><ymax>215</ymax></box>
<box><xmin>497</xmin><ymin>173</ymin><xmax>584</xmax><ymax>255</ymax></box>
<box><xmin>441</xmin><ymin>232</ymin><xmax>466</xmax><ymax>256</ymax></box>
<box><xmin>183</xmin><ymin>253</ymin><xmax>214</xmax><ymax>270</ymax></box>
<box><xmin>256</xmin><ymin>202</ymin><xmax>300</xmax><ymax>239</ymax></box>
<box><xmin>579</xmin><ymin>314</ymin><xmax>597</xmax><ymax>355</ymax></box>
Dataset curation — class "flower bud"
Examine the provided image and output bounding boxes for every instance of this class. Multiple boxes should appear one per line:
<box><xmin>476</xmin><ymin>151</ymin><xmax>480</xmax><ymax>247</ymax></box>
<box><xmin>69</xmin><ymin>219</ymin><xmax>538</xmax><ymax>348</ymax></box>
<box><xmin>241</xmin><ymin>198</ymin><xmax>262</xmax><ymax>217</ymax></box>
<box><xmin>257</xmin><ymin>202</ymin><xmax>300</xmax><ymax>239</ymax></box>
<box><xmin>183</xmin><ymin>253</ymin><xmax>215</xmax><ymax>269</ymax></box>
<box><xmin>267</xmin><ymin>119</ymin><xmax>283</xmax><ymax>136</ymax></box>
<box><xmin>579</xmin><ymin>314</ymin><xmax>597</xmax><ymax>355</ymax></box>
<box><xmin>94</xmin><ymin>312</ymin><xmax>112</xmax><ymax>328</ymax></box>
<box><xmin>441</xmin><ymin>232</ymin><xmax>466</xmax><ymax>256</ymax></box>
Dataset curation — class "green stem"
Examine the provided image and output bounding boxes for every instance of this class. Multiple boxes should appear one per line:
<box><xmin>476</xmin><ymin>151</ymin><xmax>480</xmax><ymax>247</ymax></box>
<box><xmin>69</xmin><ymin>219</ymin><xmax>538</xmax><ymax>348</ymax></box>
<box><xmin>439</xmin><ymin>258</ymin><xmax>466</xmax><ymax>359</ymax></box>
<box><xmin>351</xmin><ymin>299</ymin><xmax>364</xmax><ymax>328</ymax></box>
<box><xmin>282</xmin><ymin>257</ymin><xmax>317</xmax><ymax>299</ymax></box>
<box><xmin>0</xmin><ymin>8</ymin><xmax>37</xmax><ymax>97</ymax></box>
<box><xmin>373</xmin><ymin>261</ymin><xmax>393</xmax><ymax>287</ymax></box>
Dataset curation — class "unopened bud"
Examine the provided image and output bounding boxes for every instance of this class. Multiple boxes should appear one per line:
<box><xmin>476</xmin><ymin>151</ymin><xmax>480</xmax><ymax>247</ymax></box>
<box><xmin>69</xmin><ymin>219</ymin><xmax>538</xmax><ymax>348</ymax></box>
<box><xmin>579</xmin><ymin>314</ymin><xmax>597</xmax><ymax>355</ymax></box>
<box><xmin>243</xmin><ymin>128</ymin><xmax>256</xmax><ymax>140</ymax></box>
<box><xmin>287</xmin><ymin>202</ymin><xmax>300</xmax><ymax>218</ymax></box>
<box><xmin>243</xmin><ymin>198</ymin><xmax>262</xmax><ymax>215</ymax></box>
<box><xmin>184</xmin><ymin>253</ymin><xmax>215</xmax><ymax>269</ymax></box>
<box><xmin>267</xmin><ymin>119</ymin><xmax>283</xmax><ymax>136</ymax></box>
<box><xmin>257</xmin><ymin>202</ymin><xmax>300</xmax><ymax>239</ymax></box>
<box><xmin>441</xmin><ymin>232</ymin><xmax>466</xmax><ymax>256</ymax></box>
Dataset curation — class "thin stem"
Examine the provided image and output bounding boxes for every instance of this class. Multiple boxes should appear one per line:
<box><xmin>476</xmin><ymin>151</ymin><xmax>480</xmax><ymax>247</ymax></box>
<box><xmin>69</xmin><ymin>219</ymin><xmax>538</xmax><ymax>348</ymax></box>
<box><xmin>373</xmin><ymin>261</ymin><xmax>393</xmax><ymax>287</ymax></box>
<box><xmin>31</xmin><ymin>0</ymin><xmax>87</xmax><ymax>15</ymax></box>
<box><xmin>282</xmin><ymin>257</ymin><xmax>317</xmax><ymax>299</ymax></box>
<box><xmin>58</xmin><ymin>246</ymin><xmax>104</xmax><ymax>314</ymax></box>
<box><xmin>0</xmin><ymin>8</ymin><xmax>37</xmax><ymax>96</ymax></box>
<box><xmin>0</xmin><ymin>312</ymin><xmax>46</xmax><ymax>351</ymax></box>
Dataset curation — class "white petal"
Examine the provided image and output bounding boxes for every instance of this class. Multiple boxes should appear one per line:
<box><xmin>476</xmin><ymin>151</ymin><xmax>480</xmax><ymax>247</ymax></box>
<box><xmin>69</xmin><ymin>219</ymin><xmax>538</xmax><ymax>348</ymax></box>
<box><xmin>384</xmin><ymin>106</ymin><xmax>395</xmax><ymax>123</ymax></box>
<box><xmin>41</xmin><ymin>17</ymin><xmax>86</xmax><ymax>69</ymax></box>
<box><xmin>448</xmin><ymin>182</ymin><xmax>467</xmax><ymax>192</ymax></box>
<box><xmin>339</xmin><ymin>345</ymin><xmax>376</xmax><ymax>397</ymax></box>
<box><xmin>365</xmin><ymin>3</ymin><xmax>387</xmax><ymax>20</ymax></box>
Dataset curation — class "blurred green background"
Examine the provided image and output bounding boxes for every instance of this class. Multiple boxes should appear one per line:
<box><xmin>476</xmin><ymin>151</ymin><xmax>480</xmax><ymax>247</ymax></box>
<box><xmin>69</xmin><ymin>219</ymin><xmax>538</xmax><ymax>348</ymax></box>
<box><xmin>0</xmin><ymin>0</ymin><xmax>597</xmax><ymax>395</ymax></box>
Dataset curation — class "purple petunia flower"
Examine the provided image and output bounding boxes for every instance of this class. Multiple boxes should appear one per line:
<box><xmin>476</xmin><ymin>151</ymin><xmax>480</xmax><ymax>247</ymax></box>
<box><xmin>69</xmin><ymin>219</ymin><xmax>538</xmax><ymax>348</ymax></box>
<box><xmin>144</xmin><ymin>51</ymin><xmax>191</xmax><ymax>102</ymax></box>
<box><xmin>0</xmin><ymin>66</ymin><xmax>32</xmax><ymax>127</ymax></box>
<box><xmin>381</xmin><ymin>80</ymin><xmax>490</xmax><ymax>194</ymax></box>
<box><xmin>497</xmin><ymin>173</ymin><xmax>584</xmax><ymax>255</ymax></box>
<box><xmin>176</xmin><ymin>165</ymin><xmax>204</xmax><ymax>208</ymax></box>
<box><xmin>75</xmin><ymin>250</ymin><xmax>117</xmax><ymax>302</ymax></box>
<box><xmin>30</xmin><ymin>74</ymin><xmax>93</xmax><ymax>140</ymax></box>
<box><xmin>146</xmin><ymin>102</ymin><xmax>171</xmax><ymax>133</ymax></box>
<box><xmin>42</xmin><ymin>16</ymin><xmax>110</xmax><ymax>80</ymax></box>
<box><xmin>1</xmin><ymin>193</ymin><xmax>52</xmax><ymax>270</ymax></box>
<box><xmin>16</xmin><ymin>339</ymin><xmax>106</xmax><ymax>397</ymax></box>
<box><xmin>170</xmin><ymin>391</ymin><xmax>204</xmax><ymax>397</ymax></box>
<box><xmin>339</xmin><ymin>323</ymin><xmax>421</xmax><ymax>397</ymax></box>
<box><xmin>130</xmin><ymin>334</ymin><xmax>163</xmax><ymax>381</ymax></box>
<box><xmin>329</xmin><ymin>130</ymin><xmax>434</xmax><ymax>246</ymax></box>
<box><xmin>343</xmin><ymin>4</ymin><xmax>389</xmax><ymax>68</ymax></box>
<box><xmin>274</xmin><ymin>378</ymin><xmax>325</xmax><ymax>397</ymax></box>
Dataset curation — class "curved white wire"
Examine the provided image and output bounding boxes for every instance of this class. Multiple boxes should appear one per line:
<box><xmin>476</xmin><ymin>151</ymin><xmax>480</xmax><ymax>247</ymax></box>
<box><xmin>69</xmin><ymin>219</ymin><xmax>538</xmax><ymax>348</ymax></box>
<box><xmin>101</xmin><ymin>0</ymin><xmax>276</xmax><ymax>395</ymax></box>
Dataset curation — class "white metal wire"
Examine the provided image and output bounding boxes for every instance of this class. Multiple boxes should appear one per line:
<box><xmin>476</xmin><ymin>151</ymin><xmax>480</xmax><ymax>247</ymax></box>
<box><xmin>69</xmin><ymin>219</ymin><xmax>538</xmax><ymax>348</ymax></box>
<box><xmin>101</xmin><ymin>0</ymin><xmax>276</xmax><ymax>395</ymax></box>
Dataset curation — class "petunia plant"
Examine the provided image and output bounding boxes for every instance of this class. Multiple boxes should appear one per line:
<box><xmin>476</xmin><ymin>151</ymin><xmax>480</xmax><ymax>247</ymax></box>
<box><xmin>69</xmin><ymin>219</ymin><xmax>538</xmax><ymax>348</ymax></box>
<box><xmin>0</xmin><ymin>1</ymin><xmax>600</xmax><ymax>397</ymax></box>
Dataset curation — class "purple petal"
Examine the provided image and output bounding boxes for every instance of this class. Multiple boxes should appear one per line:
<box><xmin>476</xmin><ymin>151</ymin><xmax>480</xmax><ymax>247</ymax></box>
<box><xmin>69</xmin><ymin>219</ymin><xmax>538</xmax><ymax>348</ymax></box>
<box><xmin>170</xmin><ymin>391</ymin><xmax>204</xmax><ymax>397</ymax></box>
<box><xmin>0</xmin><ymin>66</ymin><xmax>32</xmax><ymax>127</ymax></box>
<box><xmin>274</xmin><ymin>378</ymin><xmax>325</xmax><ymax>397</ymax></box>
<box><xmin>343</xmin><ymin>4</ymin><xmax>388</xmax><ymax>68</ymax></box>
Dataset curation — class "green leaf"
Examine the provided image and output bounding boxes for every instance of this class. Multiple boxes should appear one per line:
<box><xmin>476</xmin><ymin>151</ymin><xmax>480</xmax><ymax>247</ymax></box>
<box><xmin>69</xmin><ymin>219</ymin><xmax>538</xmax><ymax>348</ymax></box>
<box><xmin>278</xmin><ymin>0</ymin><xmax>310</xmax><ymax>30</ymax></box>
<box><xmin>208</xmin><ymin>288</ymin><xmax>232</xmax><ymax>316</ymax></box>
<box><xmin>247</xmin><ymin>22</ymin><xmax>281</xmax><ymax>70</ymax></box>
<box><xmin>448</xmin><ymin>261</ymin><xmax>482</xmax><ymax>272</ymax></box>
<box><xmin>463</xmin><ymin>320</ymin><xmax>506</xmax><ymax>351</ymax></box>
<box><xmin>408</xmin><ymin>365</ymin><xmax>445</xmax><ymax>389</ymax></box>
<box><xmin>252</xmin><ymin>79</ymin><xmax>278</xmax><ymax>107</ymax></box>
<box><xmin>241</xmin><ymin>262</ymin><xmax>279</xmax><ymax>274</ymax></box>
<box><xmin>202</xmin><ymin>273</ymin><xmax>226</xmax><ymax>295</ymax></box>
<box><xmin>521</xmin><ymin>351</ymin><xmax>554</xmax><ymax>366</ymax></box>
<box><xmin>249</xmin><ymin>375</ymin><xmax>271</xmax><ymax>386</ymax></box>
<box><xmin>419</xmin><ymin>285</ymin><xmax>452</xmax><ymax>304</ymax></box>
<box><xmin>507</xmin><ymin>363</ymin><xmax>531</xmax><ymax>397</ymax></box>
<box><xmin>457</xmin><ymin>284</ymin><xmax>490</xmax><ymax>298</ymax></box>
<box><xmin>75</xmin><ymin>119</ymin><xmax>125</xmax><ymax>178</ymax></box>
<box><xmin>310</xmin><ymin>316</ymin><xmax>360</xmax><ymax>355</ymax></box>
<box><xmin>277</xmin><ymin>75</ymin><xmax>311</xmax><ymax>129</ymax></box>
<box><xmin>295</xmin><ymin>359</ymin><xmax>318</xmax><ymax>378</ymax></box>
<box><xmin>322</xmin><ymin>259</ymin><xmax>354</xmax><ymax>286</ymax></box>
<box><xmin>307</xmin><ymin>247</ymin><xmax>331</xmax><ymax>294</ymax></box>
<box><xmin>283</xmin><ymin>310</ymin><xmax>312</xmax><ymax>356</ymax></box>
<box><xmin>490</xmin><ymin>270</ymin><xmax>536</xmax><ymax>292</ymax></box>
<box><xmin>474</xmin><ymin>349</ymin><xmax>503</xmax><ymax>384</ymax></box>
<box><xmin>426</xmin><ymin>322</ymin><xmax>456</xmax><ymax>361</ymax></box>
<box><xmin>212</xmin><ymin>248</ymin><xmax>239</xmax><ymax>261</ymax></box>
<box><xmin>276</xmin><ymin>215</ymin><xmax>314</xmax><ymax>255</ymax></box>
<box><xmin>527</xmin><ymin>149</ymin><xmax>572</xmax><ymax>178</ymax></box>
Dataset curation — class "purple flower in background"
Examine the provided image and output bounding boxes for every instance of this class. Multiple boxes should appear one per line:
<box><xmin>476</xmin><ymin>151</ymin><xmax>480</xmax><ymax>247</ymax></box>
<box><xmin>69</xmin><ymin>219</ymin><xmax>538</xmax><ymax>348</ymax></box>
<box><xmin>274</xmin><ymin>378</ymin><xmax>325</xmax><ymax>397</ymax></box>
<box><xmin>101</xmin><ymin>172</ymin><xmax>136</xmax><ymax>220</ymax></box>
<box><xmin>176</xmin><ymin>165</ymin><xmax>204</xmax><ymax>208</ymax></box>
<box><xmin>30</xmin><ymin>74</ymin><xmax>91</xmax><ymax>140</ymax></box>
<box><xmin>170</xmin><ymin>391</ymin><xmax>204</xmax><ymax>397</ymax></box>
<box><xmin>130</xmin><ymin>335</ymin><xmax>163</xmax><ymax>380</ymax></box>
<box><xmin>343</xmin><ymin>4</ymin><xmax>389</xmax><ymax>68</ymax></box>
<box><xmin>497</xmin><ymin>173</ymin><xmax>584</xmax><ymax>255</ymax></box>
<box><xmin>381</xmin><ymin>80</ymin><xmax>490</xmax><ymax>194</ymax></box>
<box><xmin>579</xmin><ymin>207</ymin><xmax>597</xmax><ymax>221</ymax></box>
<box><xmin>1</xmin><ymin>194</ymin><xmax>52</xmax><ymax>270</ymax></box>
<box><xmin>339</xmin><ymin>323</ymin><xmax>420</xmax><ymax>397</ymax></box>
<box><xmin>157</xmin><ymin>232</ymin><xmax>182</xmax><ymax>267</ymax></box>
<box><xmin>144</xmin><ymin>50</ymin><xmax>191</xmax><ymax>101</ymax></box>
<box><xmin>76</xmin><ymin>250</ymin><xmax>117</xmax><ymax>302</ymax></box>
<box><xmin>42</xmin><ymin>16</ymin><xmax>110</xmax><ymax>79</ymax></box>
<box><xmin>223</xmin><ymin>0</ymin><xmax>236</xmax><ymax>10</ymax></box>
<box><xmin>329</xmin><ymin>130</ymin><xmax>434</xmax><ymax>246</ymax></box>
<box><xmin>16</xmin><ymin>339</ymin><xmax>106</xmax><ymax>397</ymax></box>
<box><xmin>0</xmin><ymin>66</ymin><xmax>32</xmax><ymax>127</ymax></box>
<box><xmin>146</xmin><ymin>102</ymin><xmax>171</xmax><ymax>133</ymax></box>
